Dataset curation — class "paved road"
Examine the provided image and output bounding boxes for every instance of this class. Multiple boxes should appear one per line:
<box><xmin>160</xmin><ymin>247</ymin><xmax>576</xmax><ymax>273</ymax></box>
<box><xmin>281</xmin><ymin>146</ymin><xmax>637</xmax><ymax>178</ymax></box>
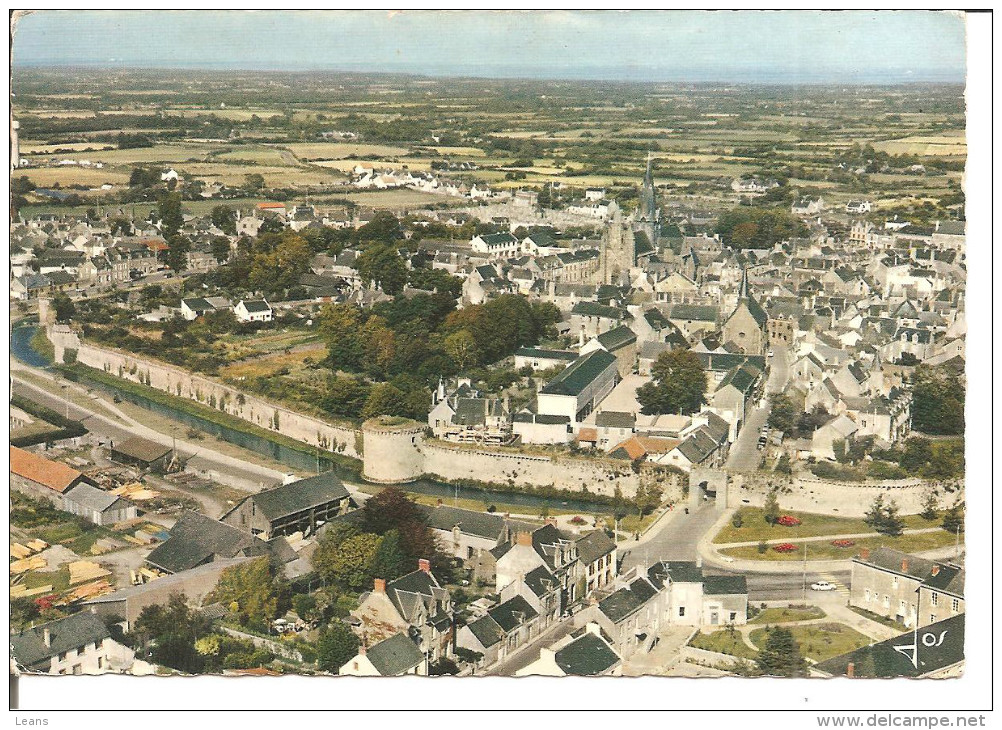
<box><xmin>725</xmin><ymin>346</ymin><xmax>790</xmax><ymax>472</ymax></box>
<box><xmin>12</xmin><ymin>374</ymin><xmax>284</xmax><ymax>492</ymax></box>
<box><xmin>620</xmin><ymin>502</ymin><xmax>722</xmax><ymax>571</ymax></box>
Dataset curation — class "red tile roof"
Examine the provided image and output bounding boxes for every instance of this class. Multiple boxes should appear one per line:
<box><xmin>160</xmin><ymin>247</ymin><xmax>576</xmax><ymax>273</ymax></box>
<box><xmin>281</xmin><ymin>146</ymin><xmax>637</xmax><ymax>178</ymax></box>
<box><xmin>9</xmin><ymin>446</ymin><xmax>83</xmax><ymax>493</ymax></box>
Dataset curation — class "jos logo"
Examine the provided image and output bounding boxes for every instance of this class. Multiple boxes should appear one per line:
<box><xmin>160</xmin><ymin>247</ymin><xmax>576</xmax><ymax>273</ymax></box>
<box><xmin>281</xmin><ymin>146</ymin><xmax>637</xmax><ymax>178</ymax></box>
<box><xmin>893</xmin><ymin>630</ymin><xmax>949</xmax><ymax>668</ymax></box>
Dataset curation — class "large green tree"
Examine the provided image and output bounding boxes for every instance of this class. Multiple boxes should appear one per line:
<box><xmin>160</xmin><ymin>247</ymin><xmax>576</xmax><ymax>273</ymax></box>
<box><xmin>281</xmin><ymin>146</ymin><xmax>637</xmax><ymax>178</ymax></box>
<box><xmin>313</xmin><ymin>532</ymin><xmax>381</xmax><ymax>590</ymax></box>
<box><xmin>355</xmin><ymin>244</ymin><xmax>408</xmax><ymax>295</ymax></box>
<box><xmin>767</xmin><ymin>393</ymin><xmax>797</xmax><ymax>434</ymax></box>
<box><xmin>210</xmin><ymin>204</ymin><xmax>237</xmax><ymax>235</ymax></box>
<box><xmin>636</xmin><ymin>349</ymin><xmax>707</xmax><ymax>415</ymax></box>
<box><xmin>756</xmin><ymin>627</ymin><xmax>807</xmax><ymax>677</ymax></box>
<box><xmin>911</xmin><ymin>364</ymin><xmax>965</xmax><ymax>436</ymax></box>
<box><xmin>209</xmin><ymin>557</ymin><xmax>278</xmax><ymax>632</ymax></box>
<box><xmin>316</xmin><ymin>622</ymin><xmax>360</xmax><ymax>674</ymax></box>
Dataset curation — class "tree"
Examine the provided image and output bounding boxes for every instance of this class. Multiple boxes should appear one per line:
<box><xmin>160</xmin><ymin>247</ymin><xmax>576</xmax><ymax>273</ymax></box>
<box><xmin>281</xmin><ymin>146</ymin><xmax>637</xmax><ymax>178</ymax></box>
<box><xmin>864</xmin><ymin>494</ymin><xmax>905</xmax><ymax>536</ymax></box>
<box><xmin>244</xmin><ymin>173</ymin><xmax>265</xmax><ymax>193</ymax></box>
<box><xmin>368</xmin><ymin>529</ymin><xmax>410</xmax><ymax>582</ymax></box>
<box><xmin>763</xmin><ymin>489</ymin><xmax>780</xmax><ymax>525</ymax></box>
<box><xmin>636</xmin><ymin>349</ymin><xmax>707</xmax><ymax>416</ymax></box>
<box><xmin>355</xmin><ymin>244</ymin><xmax>408</xmax><ymax>295</ymax></box>
<box><xmin>52</xmin><ymin>293</ymin><xmax>75</xmax><ymax>323</ymax></box>
<box><xmin>209</xmin><ymin>557</ymin><xmax>278</xmax><ymax>632</ymax></box>
<box><xmin>756</xmin><ymin>627</ymin><xmax>807</xmax><ymax>677</ymax></box>
<box><xmin>163</xmin><ymin>234</ymin><xmax>192</xmax><ymax>274</ymax></box>
<box><xmin>210</xmin><ymin>235</ymin><xmax>231</xmax><ymax>264</ymax></box>
<box><xmin>109</xmin><ymin>216</ymin><xmax>132</xmax><ymax>236</ymax></box>
<box><xmin>157</xmin><ymin>192</ymin><xmax>184</xmax><ymax>240</ymax></box>
<box><xmin>210</xmin><ymin>204</ymin><xmax>237</xmax><ymax>235</ymax></box>
<box><xmin>444</xmin><ymin>329</ymin><xmax>478</xmax><ymax>370</ymax></box>
<box><xmin>316</xmin><ymin>622</ymin><xmax>360</xmax><ymax>674</ymax></box>
<box><xmin>317</xmin><ymin>532</ymin><xmax>381</xmax><ymax>590</ymax></box>
<box><xmin>361</xmin><ymin>487</ymin><xmax>422</xmax><ymax>536</ymax></box>
<box><xmin>635</xmin><ymin>483</ymin><xmax>662</xmax><ymax>517</ymax></box>
<box><xmin>920</xmin><ymin>488</ymin><xmax>939</xmax><ymax>521</ymax></box>
<box><xmin>941</xmin><ymin>500</ymin><xmax>965</xmax><ymax>535</ymax></box>
<box><xmin>767</xmin><ymin>394</ymin><xmax>797</xmax><ymax>434</ymax></box>
<box><xmin>911</xmin><ymin>364</ymin><xmax>965</xmax><ymax>436</ymax></box>
<box><xmin>899</xmin><ymin>437</ymin><xmax>933</xmax><ymax>473</ymax></box>
<box><xmin>360</xmin><ymin>382</ymin><xmax>408</xmax><ymax>420</ymax></box>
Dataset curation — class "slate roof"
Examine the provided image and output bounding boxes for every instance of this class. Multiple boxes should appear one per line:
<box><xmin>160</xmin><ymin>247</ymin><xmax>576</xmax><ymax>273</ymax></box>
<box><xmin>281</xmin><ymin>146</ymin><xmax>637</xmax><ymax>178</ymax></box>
<box><xmin>515</xmin><ymin>347</ymin><xmax>578</xmax><ymax>362</ymax></box>
<box><xmin>571</xmin><ymin>301</ymin><xmax>626</xmax><ymax>320</ymax></box>
<box><xmin>669</xmin><ymin>304</ymin><xmax>718</xmax><ymax>322</ymax></box>
<box><xmin>384</xmin><ymin>569</ymin><xmax>449</xmax><ymax>625</ymax></box>
<box><xmin>540</xmin><ymin>350</ymin><xmax>617</xmax><ymax>397</ymax></box>
<box><xmin>856</xmin><ymin>548</ymin><xmax>964</xmax><ymax>597</ymax></box>
<box><xmin>574</xmin><ymin>530</ymin><xmax>616</xmax><ymax>565</ymax></box>
<box><xmin>10</xmin><ymin>446</ymin><xmax>85</xmax><ymax>493</ymax></box>
<box><xmin>416</xmin><ymin>504</ymin><xmax>506</xmax><ymax>540</ymax></box>
<box><xmin>364</xmin><ymin>632</ymin><xmax>425</xmax><ymax>676</ymax></box>
<box><xmin>239</xmin><ymin>299</ymin><xmax>271</xmax><ymax>313</ymax></box>
<box><xmin>488</xmin><ymin>595</ymin><xmax>539</xmax><ymax>632</ymax></box>
<box><xmin>717</xmin><ymin>363</ymin><xmax>760</xmax><ymax>395</ymax></box>
<box><xmin>813</xmin><ymin>614</ymin><xmax>964</xmax><ymax>678</ymax></box>
<box><xmin>146</xmin><ymin>511</ymin><xmax>269</xmax><ymax>573</ymax></box>
<box><xmin>11</xmin><ymin>612</ymin><xmax>111</xmax><ymax>670</ymax></box>
<box><xmin>521</xmin><ymin>565</ymin><xmax>560</xmax><ymax>598</ymax></box>
<box><xmin>703</xmin><ymin>575</ymin><xmax>748</xmax><ymax>595</ymax></box>
<box><xmin>246</xmin><ymin>473</ymin><xmax>350</xmax><ymax>522</ymax></box>
<box><xmin>181</xmin><ymin>297</ymin><xmax>214</xmax><ymax>311</ymax></box>
<box><xmin>466</xmin><ymin>615</ymin><xmax>505</xmax><ymax>648</ymax></box>
<box><xmin>596</xmin><ymin>411</ymin><xmax>636</xmax><ymax>429</ymax></box>
<box><xmin>595</xmin><ymin>325</ymin><xmax>638</xmax><ymax>351</ymax></box>
<box><xmin>696</xmin><ymin>352</ymin><xmax>766</xmax><ymax>373</ymax></box>
<box><xmin>554</xmin><ymin>632</ymin><xmax>621</xmax><ymax>676</ymax></box>
<box><xmin>512</xmin><ymin>412</ymin><xmax>571</xmax><ymax>425</ymax></box>
<box><xmin>598</xmin><ymin>577</ymin><xmax>659</xmax><ymax>624</ymax></box>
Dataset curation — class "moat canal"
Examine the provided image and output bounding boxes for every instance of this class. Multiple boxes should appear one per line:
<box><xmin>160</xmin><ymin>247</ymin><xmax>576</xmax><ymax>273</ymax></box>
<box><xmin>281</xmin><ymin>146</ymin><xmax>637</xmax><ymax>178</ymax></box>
<box><xmin>11</xmin><ymin>331</ymin><xmax>611</xmax><ymax>515</ymax></box>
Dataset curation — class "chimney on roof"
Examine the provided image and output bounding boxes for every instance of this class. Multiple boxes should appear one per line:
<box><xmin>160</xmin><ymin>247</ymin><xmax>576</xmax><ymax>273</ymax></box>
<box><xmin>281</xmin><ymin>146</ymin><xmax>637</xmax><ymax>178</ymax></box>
<box><xmin>901</xmin><ymin>559</ymin><xmax>909</xmax><ymax>573</ymax></box>
<box><xmin>545</xmin><ymin>517</ymin><xmax>557</xmax><ymax>528</ymax></box>
<box><xmin>436</xmin><ymin>499</ymin><xmax>443</xmax><ymax>507</ymax></box>
<box><xmin>374</xmin><ymin>578</ymin><xmax>386</xmax><ymax>594</ymax></box>
<box><xmin>860</xmin><ymin>548</ymin><xmax>870</xmax><ymax>561</ymax></box>
<box><xmin>931</xmin><ymin>565</ymin><xmax>940</xmax><ymax>577</ymax></box>
<box><xmin>42</xmin><ymin>628</ymin><xmax>51</xmax><ymax>648</ymax></box>
<box><xmin>418</xmin><ymin>558</ymin><xmax>431</xmax><ymax>574</ymax></box>
<box><xmin>696</xmin><ymin>556</ymin><xmax>703</xmax><ymax>568</ymax></box>
<box><xmin>516</xmin><ymin>531</ymin><xmax>533</xmax><ymax>547</ymax></box>
<box><xmin>846</xmin><ymin>662</ymin><xmax>855</xmax><ymax>678</ymax></box>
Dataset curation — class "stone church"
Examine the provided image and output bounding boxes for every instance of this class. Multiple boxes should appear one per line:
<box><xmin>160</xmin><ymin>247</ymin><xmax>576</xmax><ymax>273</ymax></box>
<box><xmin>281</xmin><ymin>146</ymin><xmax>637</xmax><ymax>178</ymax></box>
<box><xmin>722</xmin><ymin>269</ymin><xmax>769</xmax><ymax>355</ymax></box>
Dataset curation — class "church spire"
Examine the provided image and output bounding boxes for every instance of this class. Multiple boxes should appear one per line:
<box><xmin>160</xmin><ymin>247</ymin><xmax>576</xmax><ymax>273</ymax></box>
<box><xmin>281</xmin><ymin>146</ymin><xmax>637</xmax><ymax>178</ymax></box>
<box><xmin>644</xmin><ymin>150</ymin><xmax>653</xmax><ymax>190</ymax></box>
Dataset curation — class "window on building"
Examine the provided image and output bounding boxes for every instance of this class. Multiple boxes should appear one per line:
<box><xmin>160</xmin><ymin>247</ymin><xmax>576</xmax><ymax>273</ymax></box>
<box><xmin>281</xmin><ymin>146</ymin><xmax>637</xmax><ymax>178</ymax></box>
<box><xmin>892</xmin><ymin>577</ymin><xmax>898</xmax><ymax>589</ymax></box>
<box><xmin>72</xmin><ymin>665</ymin><xmax>82</xmax><ymax>675</ymax></box>
<box><xmin>98</xmin><ymin>657</ymin><xmax>103</xmax><ymax>669</ymax></box>
<box><xmin>864</xmin><ymin>588</ymin><xmax>871</xmax><ymax>602</ymax></box>
<box><xmin>678</xmin><ymin>607</ymin><xmax>685</xmax><ymax>618</ymax></box>
<box><xmin>931</xmin><ymin>592</ymin><xmax>939</xmax><ymax>606</ymax></box>
<box><xmin>929</xmin><ymin>614</ymin><xmax>936</xmax><ymax>623</ymax></box>
<box><xmin>729</xmin><ymin>612</ymin><xmax>737</xmax><ymax>622</ymax></box>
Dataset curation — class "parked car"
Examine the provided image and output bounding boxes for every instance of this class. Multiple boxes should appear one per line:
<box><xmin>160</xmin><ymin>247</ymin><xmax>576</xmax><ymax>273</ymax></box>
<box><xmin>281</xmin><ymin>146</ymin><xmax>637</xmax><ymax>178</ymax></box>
<box><xmin>811</xmin><ymin>581</ymin><xmax>837</xmax><ymax>591</ymax></box>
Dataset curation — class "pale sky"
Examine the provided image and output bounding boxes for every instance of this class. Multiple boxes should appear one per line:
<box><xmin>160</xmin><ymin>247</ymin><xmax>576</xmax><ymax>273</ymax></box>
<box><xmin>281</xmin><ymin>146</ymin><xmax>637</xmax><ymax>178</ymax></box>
<box><xmin>12</xmin><ymin>10</ymin><xmax>966</xmax><ymax>83</ymax></box>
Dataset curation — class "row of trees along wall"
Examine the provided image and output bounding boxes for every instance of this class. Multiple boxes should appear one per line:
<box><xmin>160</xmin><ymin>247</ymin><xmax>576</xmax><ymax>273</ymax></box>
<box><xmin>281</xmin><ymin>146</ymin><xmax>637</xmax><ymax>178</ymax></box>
<box><xmin>71</xmin><ymin>341</ymin><xmax>361</xmax><ymax>459</ymax></box>
<box><xmin>726</xmin><ymin>471</ymin><xmax>964</xmax><ymax>518</ymax></box>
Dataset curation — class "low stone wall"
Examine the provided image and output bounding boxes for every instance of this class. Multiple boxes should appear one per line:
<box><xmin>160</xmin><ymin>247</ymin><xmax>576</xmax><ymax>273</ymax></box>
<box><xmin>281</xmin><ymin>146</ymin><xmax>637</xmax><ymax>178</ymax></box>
<box><xmin>72</xmin><ymin>341</ymin><xmax>361</xmax><ymax>459</ymax></box>
<box><xmin>727</xmin><ymin>471</ymin><xmax>964</xmax><ymax>518</ymax></box>
<box><xmin>218</xmin><ymin>625</ymin><xmax>304</xmax><ymax>663</ymax></box>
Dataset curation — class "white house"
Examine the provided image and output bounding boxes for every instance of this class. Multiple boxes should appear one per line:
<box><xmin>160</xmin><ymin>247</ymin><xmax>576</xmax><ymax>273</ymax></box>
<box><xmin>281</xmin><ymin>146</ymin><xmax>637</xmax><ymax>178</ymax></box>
<box><xmin>234</xmin><ymin>299</ymin><xmax>273</xmax><ymax>323</ymax></box>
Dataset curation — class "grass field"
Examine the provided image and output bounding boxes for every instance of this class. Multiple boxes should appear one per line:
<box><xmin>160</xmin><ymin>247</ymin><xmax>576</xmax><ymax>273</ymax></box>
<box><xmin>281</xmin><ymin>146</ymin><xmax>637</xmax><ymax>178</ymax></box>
<box><xmin>719</xmin><ymin>530</ymin><xmax>960</xmax><ymax>562</ymax></box>
<box><xmin>749</xmin><ymin>606</ymin><xmax>827</xmax><ymax>625</ymax></box>
<box><xmin>286</xmin><ymin>142</ymin><xmax>412</xmax><ymax>160</ymax></box>
<box><xmin>24</xmin><ymin>167</ymin><xmax>129</xmax><ymax>188</ymax></box>
<box><xmin>748</xmin><ymin>624</ymin><xmax>872</xmax><ymax>664</ymax></box>
<box><xmin>219</xmin><ymin>347</ymin><xmax>323</xmax><ymax>380</ymax></box>
<box><xmin>689</xmin><ymin>629</ymin><xmax>758</xmax><ymax>660</ymax></box>
<box><xmin>20</xmin><ymin>142</ymin><xmax>117</xmax><ymax>154</ymax></box>
<box><xmin>30</xmin><ymin>144</ymin><xmax>220</xmax><ymax>164</ymax></box>
<box><xmin>213</xmin><ymin>146</ymin><xmax>291</xmax><ymax>165</ymax></box>
<box><xmin>713</xmin><ymin>507</ymin><xmax>937</xmax><ymax>545</ymax></box>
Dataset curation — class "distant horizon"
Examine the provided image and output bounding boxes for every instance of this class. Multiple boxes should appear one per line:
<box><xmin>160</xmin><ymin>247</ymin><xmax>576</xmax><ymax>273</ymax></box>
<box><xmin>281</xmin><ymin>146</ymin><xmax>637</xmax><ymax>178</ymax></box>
<box><xmin>11</xmin><ymin>10</ymin><xmax>966</xmax><ymax>85</ymax></box>
<box><xmin>10</xmin><ymin>62</ymin><xmax>966</xmax><ymax>87</ymax></box>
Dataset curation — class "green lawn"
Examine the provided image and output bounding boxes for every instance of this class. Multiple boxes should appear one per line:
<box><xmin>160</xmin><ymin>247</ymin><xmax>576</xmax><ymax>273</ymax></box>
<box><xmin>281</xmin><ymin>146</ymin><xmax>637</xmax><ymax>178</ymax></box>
<box><xmin>713</xmin><ymin>507</ymin><xmax>938</xmax><ymax>544</ymax></box>
<box><xmin>750</xmin><ymin>606</ymin><xmax>826</xmax><ymax>625</ymax></box>
<box><xmin>749</xmin><ymin>624</ymin><xmax>872</xmax><ymax>664</ymax></box>
<box><xmin>720</xmin><ymin>529</ymin><xmax>960</xmax><ymax>562</ymax></box>
<box><xmin>689</xmin><ymin>629</ymin><xmax>758</xmax><ymax>660</ymax></box>
<box><xmin>19</xmin><ymin>567</ymin><xmax>71</xmax><ymax>593</ymax></box>
<box><xmin>848</xmin><ymin>605</ymin><xmax>907</xmax><ymax>631</ymax></box>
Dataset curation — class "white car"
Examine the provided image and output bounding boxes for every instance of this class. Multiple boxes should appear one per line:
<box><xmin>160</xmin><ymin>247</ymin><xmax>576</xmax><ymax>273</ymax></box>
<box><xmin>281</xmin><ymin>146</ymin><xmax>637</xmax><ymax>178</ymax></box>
<box><xmin>810</xmin><ymin>581</ymin><xmax>837</xmax><ymax>591</ymax></box>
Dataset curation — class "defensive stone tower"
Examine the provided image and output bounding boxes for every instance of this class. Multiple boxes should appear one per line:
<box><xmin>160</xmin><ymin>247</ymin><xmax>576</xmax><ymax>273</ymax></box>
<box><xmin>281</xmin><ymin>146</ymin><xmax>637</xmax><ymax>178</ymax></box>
<box><xmin>361</xmin><ymin>417</ymin><xmax>426</xmax><ymax>484</ymax></box>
